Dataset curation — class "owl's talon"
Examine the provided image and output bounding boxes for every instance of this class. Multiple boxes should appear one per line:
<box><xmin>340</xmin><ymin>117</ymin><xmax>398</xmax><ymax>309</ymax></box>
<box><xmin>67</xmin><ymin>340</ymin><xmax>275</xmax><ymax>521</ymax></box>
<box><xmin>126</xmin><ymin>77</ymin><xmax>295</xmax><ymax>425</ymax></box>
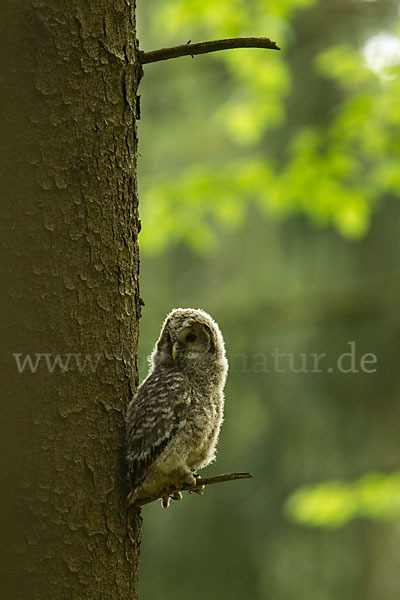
<box><xmin>170</xmin><ymin>491</ymin><xmax>183</xmax><ymax>501</ymax></box>
<box><xmin>161</xmin><ymin>496</ymin><xmax>170</xmax><ymax>509</ymax></box>
<box><xmin>193</xmin><ymin>473</ymin><xmax>205</xmax><ymax>493</ymax></box>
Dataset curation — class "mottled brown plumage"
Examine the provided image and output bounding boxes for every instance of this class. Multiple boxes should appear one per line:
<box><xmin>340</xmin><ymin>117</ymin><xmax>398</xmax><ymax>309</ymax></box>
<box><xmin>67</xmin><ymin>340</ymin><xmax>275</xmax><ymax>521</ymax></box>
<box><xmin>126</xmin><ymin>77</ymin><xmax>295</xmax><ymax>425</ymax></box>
<box><xmin>126</xmin><ymin>308</ymin><xmax>228</xmax><ymax>507</ymax></box>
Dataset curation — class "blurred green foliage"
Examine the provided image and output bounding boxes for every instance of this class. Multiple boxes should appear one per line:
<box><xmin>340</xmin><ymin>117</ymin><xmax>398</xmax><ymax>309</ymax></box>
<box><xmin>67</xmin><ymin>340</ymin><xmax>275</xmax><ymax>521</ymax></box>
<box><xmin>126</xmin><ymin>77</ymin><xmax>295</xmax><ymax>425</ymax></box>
<box><xmin>137</xmin><ymin>1</ymin><xmax>400</xmax><ymax>598</ymax></box>
<box><xmin>139</xmin><ymin>0</ymin><xmax>400</xmax><ymax>252</ymax></box>
<box><xmin>285</xmin><ymin>472</ymin><xmax>400</xmax><ymax>528</ymax></box>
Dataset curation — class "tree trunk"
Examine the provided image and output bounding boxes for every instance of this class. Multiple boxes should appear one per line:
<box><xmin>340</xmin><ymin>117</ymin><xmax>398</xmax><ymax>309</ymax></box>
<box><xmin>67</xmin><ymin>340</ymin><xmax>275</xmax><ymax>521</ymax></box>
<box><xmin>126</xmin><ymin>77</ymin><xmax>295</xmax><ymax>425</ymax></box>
<box><xmin>1</xmin><ymin>1</ymin><xmax>142</xmax><ymax>598</ymax></box>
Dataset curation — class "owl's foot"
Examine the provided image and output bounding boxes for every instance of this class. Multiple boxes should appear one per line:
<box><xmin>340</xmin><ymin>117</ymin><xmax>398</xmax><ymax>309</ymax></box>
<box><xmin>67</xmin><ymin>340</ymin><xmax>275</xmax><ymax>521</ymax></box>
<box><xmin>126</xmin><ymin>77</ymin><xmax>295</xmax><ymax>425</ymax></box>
<box><xmin>180</xmin><ymin>471</ymin><xmax>197</xmax><ymax>487</ymax></box>
<box><xmin>160</xmin><ymin>470</ymin><xmax>205</xmax><ymax>507</ymax></box>
<box><xmin>171</xmin><ymin>491</ymin><xmax>183</xmax><ymax>501</ymax></box>
<box><xmin>188</xmin><ymin>472</ymin><xmax>205</xmax><ymax>495</ymax></box>
<box><xmin>161</xmin><ymin>490</ymin><xmax>183</xmax><ymax>508</ymax></box>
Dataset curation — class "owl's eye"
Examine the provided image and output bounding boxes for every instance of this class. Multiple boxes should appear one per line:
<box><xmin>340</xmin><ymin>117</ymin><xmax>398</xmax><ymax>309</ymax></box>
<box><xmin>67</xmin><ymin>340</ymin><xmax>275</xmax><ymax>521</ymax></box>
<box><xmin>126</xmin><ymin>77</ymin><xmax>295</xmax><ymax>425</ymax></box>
<box><xmin>185</xmin><ymin>333</ymin><xmax>197</xmax><ymax>342</ymax></box>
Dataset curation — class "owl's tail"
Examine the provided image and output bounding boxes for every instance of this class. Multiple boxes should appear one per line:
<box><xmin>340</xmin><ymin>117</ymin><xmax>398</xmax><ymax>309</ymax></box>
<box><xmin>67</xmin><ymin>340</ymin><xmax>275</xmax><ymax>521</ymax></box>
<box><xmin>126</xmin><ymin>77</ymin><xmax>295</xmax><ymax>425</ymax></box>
<box><xmin>127</xmin><ymin>487</ymin><xmax>139</xmax><ymax>506</ymax></box>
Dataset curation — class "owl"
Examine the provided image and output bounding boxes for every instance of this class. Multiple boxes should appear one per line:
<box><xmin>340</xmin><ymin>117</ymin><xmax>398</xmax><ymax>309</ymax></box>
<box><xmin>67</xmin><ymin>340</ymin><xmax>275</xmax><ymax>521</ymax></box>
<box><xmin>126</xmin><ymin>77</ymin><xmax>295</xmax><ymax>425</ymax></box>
<box><xmin>126</xmin><ymin>308</ymin><xmax>228</xmax><ymax>508</ymax></box>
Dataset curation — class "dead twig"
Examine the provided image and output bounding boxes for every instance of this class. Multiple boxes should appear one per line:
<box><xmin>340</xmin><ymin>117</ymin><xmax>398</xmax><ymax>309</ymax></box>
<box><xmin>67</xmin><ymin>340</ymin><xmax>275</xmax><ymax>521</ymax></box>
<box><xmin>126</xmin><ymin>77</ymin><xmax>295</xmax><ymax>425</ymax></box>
<box><xmin>139</xmin><ymin>37</ymin><xmax>280</xmax><ymax>65</ymax></box>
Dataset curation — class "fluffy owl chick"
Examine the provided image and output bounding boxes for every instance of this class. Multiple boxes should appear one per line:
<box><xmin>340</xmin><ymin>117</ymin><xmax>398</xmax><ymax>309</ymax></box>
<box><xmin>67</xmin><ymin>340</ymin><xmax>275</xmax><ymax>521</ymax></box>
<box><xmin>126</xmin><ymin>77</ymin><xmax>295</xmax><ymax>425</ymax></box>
<box><xmin>126</xmin><ymin>308</ymin><xmax>228</xmax><ymax>508</ymax></box>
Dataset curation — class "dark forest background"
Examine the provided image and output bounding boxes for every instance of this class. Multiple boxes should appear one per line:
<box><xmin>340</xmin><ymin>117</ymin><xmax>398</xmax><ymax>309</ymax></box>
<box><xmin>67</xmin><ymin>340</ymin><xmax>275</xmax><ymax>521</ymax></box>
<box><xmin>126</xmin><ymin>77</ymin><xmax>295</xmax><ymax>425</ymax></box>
<box><xmin>136</xmin><ymin>1</ymin><xmax>400</xmax><ymax>598</ymax></box>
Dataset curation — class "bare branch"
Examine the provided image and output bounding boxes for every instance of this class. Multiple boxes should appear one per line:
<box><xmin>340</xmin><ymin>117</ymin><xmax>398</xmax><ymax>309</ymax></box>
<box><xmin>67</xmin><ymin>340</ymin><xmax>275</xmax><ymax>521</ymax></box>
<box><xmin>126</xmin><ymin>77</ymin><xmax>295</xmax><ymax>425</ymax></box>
<box><xmin>139</xmin><ymin>37</ymin><xmax>280</xmax><ymax>65</ymax></box>
<box><xmin>129</xmin><ymin>471</ymin><xmax>253</xmax><ymax>508</ymax></box>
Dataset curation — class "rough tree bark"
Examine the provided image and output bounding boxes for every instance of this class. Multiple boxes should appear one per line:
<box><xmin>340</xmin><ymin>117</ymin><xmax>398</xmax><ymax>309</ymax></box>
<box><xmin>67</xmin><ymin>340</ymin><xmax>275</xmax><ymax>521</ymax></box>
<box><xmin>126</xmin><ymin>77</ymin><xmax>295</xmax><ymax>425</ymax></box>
<box><xmin>1</xmin><ymin>1</ymin><xmax>142</xmax><ymax>598</ymax></box>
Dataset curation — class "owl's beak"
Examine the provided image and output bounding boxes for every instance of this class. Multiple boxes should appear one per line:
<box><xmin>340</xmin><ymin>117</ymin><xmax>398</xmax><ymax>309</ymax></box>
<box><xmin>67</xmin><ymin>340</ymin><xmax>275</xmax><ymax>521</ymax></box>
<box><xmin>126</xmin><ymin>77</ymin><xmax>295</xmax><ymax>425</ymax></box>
<box><xmin>172</xmin><ymin>342</ymin><xmax>178</xmax><ymax>361</ymax></box>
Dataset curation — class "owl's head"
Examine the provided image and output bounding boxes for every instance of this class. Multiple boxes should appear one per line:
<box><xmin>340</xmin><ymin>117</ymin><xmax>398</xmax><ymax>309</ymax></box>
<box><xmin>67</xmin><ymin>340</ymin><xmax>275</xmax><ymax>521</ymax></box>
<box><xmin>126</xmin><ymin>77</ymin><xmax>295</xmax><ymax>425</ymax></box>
<box><xmin>151</xmin><ymin>308</ymin><xmax>228</xmax><ymax>377</ymax></box>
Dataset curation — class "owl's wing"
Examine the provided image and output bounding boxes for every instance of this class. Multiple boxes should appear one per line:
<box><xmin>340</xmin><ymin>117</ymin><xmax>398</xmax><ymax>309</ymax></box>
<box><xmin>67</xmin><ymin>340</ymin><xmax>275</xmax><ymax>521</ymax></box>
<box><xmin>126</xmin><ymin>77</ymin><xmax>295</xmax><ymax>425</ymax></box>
<box><xmin>126</xmin><ymin>370</ymin><xmax>191</xmax><ymax>491</ymax></box>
